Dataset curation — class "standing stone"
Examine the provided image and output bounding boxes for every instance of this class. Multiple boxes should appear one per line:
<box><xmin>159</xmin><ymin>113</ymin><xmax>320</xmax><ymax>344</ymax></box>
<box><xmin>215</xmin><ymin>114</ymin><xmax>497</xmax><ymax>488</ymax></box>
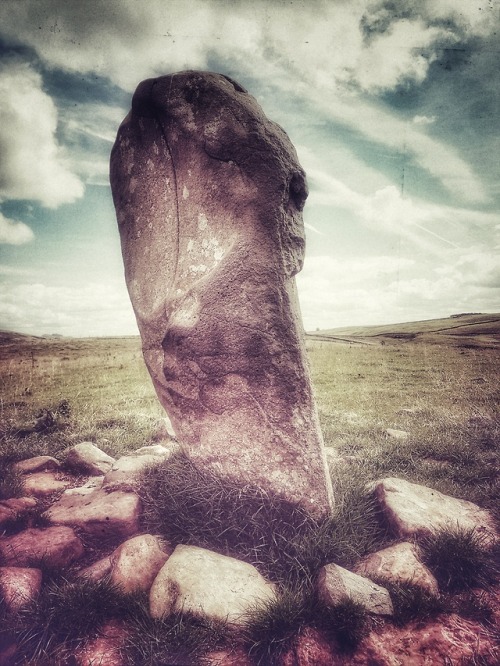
<box><xmin>110</xmin><ymin>70</ymin><xmax>333</xmax><ymax>517</ymax></box>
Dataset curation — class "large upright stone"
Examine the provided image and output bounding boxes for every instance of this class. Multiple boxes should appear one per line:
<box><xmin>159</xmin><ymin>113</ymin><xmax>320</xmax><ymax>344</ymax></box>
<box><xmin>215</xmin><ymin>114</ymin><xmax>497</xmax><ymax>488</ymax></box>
<box><xmin>110</xmin><ymin>71</ymin><xmax>333</xmax><ymax>517</ymax></box>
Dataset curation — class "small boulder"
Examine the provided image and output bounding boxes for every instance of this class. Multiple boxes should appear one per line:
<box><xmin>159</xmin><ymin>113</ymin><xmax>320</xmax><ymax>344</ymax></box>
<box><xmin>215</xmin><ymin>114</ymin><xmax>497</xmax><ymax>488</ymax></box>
<box><xmin>149</xmin><ymin>544</ymin><xmax>276</xmax><ymax>624</ymax></box>
<box><xmin>43</xmin><ymin>488</ymin><xmax>141</xmax><ymax>538</ymax></box>
<box><xmin>64</xmin><ymin>476</ymin><xmax>105</xmax><ymax>496</ymax></box>
<box><xmin>371</xmin><ymin>477</ymin><xmax>498</xmax><ymax>545</ymax></box>
<box><xmin>74</xmin><ymin>621</ymin><xmax>127</xmax><ymax>666</ymax></box>
<box><xmin>0</xmin><ymin>497</ymin><xmax>37</xmax><ymax>527</ymax></box>
<box><xmin>80</xmin><ymin>534</ymin><xmax>172</xmax><ymax>594</ymax></box>
<box><xmin>385</xmin><ymin>429</ymin><xmax>409</xmax><ymax>440</ymax></box>
<box><xmin>103</xmin><ymin>444</ymin><xmax>179</xmax><ymax>490</ymax></box>
<box><xmin>0</xmin><ymin>566</ymin><xmax>42</xmax><ymax>612</ymax></box>
<box><xmin>64</xmin><ymin>442</ymin><xmax>115</xmax><ymax>476</ymax></box>
<box><xmin>22</xmin><ymin>472</ymin><xmax>71</xmax><ymax>498</ymax></box>
<box><xmin>0</xmin><ymin>526</ymin><xmax>84</xmax><ymax>567</ymax></box>
<box><xmin>13</xmin><ymin>455</ymin><xmax>60</xmax><ymax>474</ymax></box>
<box><xmin>317</xmin><ymin>563</ymin><xmax>393</xmax><ymax>616</ymax></box>
<box><xmin>354</xmin><ymin>542</ymin><xmax>439</xmax><ymax>596</ymax></box>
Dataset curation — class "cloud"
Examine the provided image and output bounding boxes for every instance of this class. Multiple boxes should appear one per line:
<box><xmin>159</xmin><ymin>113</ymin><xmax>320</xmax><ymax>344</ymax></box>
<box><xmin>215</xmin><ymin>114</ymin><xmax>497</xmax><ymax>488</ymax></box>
<box><xmin>0</xmin><ymin>211</ymin><xmax>34</xmax><ymax>245</ymax></box>
<box><xmin>0</xmin><ymin>280</ymin><xmax>138</xmax><ymax>336</ymax></box>
<box><xmin>0</xmin><ymin>60</ymin><xmax>84</xmax><ymax>207</ymax></box>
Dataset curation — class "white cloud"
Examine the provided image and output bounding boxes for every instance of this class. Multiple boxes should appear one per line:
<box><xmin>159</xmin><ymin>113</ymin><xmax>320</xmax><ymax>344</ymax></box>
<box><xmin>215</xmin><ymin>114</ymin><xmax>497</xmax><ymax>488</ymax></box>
<box><xmin>0</xmin><ymin>211</ymin><xmax>34</xmax><ymax>245</ymax></box>
<box><xmin>0</xmin><ymin>280</ymin><xmax>138</xmax><ymax>336</ymax></box>
<box><xmin>0</xmin><ymin>61</ymin><xmax>84</xmax><ymax>207</ymax></box>
<box><xmin>413</xmin><ymin>115</ymin><xmax>436</xmax><ymax>125</ymax></box>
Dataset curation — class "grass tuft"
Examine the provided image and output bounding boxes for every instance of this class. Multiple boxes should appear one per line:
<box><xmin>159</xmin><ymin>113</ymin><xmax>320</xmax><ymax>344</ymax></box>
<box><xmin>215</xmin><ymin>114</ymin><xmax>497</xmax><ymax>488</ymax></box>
<box><xmin>421</xmin><ymin>527</ymin><xmax>499</xmax><ymax>593</ymax></box>
<box><xmin>123</xmin><ymin>602</ymin><xmax>230</xmax><ymax>666</ymax></box>
<box><xmin>14</xmin><ymin>576</ymin><xmax>135</xmax><ymax>664</ymax></box>
<box><xmin>381</xmin><ymin>582</ymin><xmax>445</xmax><ymax>626</ymax></box>
<box><xmin>139</xmin><ymin>452</ymin><xmax>388</xmax><ymax>586</ymax></box>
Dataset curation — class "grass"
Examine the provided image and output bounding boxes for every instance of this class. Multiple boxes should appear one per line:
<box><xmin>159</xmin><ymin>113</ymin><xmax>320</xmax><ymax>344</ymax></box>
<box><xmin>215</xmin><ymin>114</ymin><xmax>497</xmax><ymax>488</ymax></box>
<box><xmin>0</xmin><ymin>322</ymin><xmax>499</xmax><ymax>662</ymax></box>
<box><xmin>420</xmin><ymin>527</ymin><xmax>499</xmax><ymax>593</ymax></box>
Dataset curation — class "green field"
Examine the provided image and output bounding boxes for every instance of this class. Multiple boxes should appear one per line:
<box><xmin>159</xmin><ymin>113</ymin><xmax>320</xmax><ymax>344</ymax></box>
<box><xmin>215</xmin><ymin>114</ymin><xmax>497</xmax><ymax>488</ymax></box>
<box><xmin>1</xmin><ymin>313</ymin><xmax>499</xmax><ymax>521</ymax></box>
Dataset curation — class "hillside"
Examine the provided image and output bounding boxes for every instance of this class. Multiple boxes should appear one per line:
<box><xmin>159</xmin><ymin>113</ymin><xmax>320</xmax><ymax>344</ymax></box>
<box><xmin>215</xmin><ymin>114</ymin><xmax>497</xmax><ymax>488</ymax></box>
<box><xmin>307</xmin><ymin>312</ymin><xmax>500</xmax><ymax>348</ymax></box>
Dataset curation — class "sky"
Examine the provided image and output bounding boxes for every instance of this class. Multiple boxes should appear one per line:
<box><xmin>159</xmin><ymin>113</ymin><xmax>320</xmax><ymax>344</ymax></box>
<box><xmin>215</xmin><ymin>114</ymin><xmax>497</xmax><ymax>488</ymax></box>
<box><xmin>0</xmin><ymin>0</ymin><xmax>499</xmax><ymax>337</ymax></box>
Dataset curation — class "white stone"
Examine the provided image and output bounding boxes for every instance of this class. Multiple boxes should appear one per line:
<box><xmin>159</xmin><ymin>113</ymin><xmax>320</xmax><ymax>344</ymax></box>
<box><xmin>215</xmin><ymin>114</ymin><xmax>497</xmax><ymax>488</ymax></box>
<box><xmin>355</xmin><ymin>542</ymin><xmax>439</xmax><ymax>595</ymax></box>
<box><xmin>149</xmin><ymin>544</ymin><xmax>276</xmax><ymax>624</ymax></box>
<box><xmin>103</xmin><ymin>444</ymin><xmax>178</xmax><ymax>490</ymax></box>
<box><xmin>385</xmin><ymin>429</ymin><xmax>409</xmax><ymax>440</ymax></box>
<box><xmin>64</xmin><ymin>442</ymin><xmax>115</xmax><ymax>476</ymax></box>
<box><xmin>317</xmin><ymin>563</ymin><xmax>393</xmax><ymax>616</ymax></box>
<box><xmin>80</xmin><ymin>534</ymin><xmax>172</xmax><ymax>594</ymax></box>
<box><xmin>43</xmin><ymin>488</ymin><xmax>141</xmax><ymax>538</ymax></box>
<box><xmin>371</xmin><ymin>477</ymin><xmax>498</xmax><ymax>545</ymax></box>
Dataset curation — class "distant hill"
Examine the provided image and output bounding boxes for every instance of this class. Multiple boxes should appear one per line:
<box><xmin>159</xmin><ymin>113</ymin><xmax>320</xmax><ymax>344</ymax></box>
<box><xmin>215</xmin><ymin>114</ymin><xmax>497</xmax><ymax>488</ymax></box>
<box><xmin>0</xmin><ymin>330</ymin><xmax>44</xmax><ymax>344</ymax></box>
<box><xmin>307</xmin><ymin>313</ymin><xmax>500</xmax><ymax>348</ymax></box>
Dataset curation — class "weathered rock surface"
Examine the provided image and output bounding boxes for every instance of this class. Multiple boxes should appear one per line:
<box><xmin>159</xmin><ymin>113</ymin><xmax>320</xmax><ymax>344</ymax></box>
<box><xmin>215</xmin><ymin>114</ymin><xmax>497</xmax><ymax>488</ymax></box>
<box><xmin>354</xmin><ymin>542</ymin><xmax>439</xmax><ymax>595</ymax></box>
<box><xmin>64</xmin><ymin>476</ymin><xmax>104</xmax><ymax>496</ymax></box>
<box><xmin>349</xmin><ymin>613</ymin><xmax>499</xmax><ymax>665</ymax></box>
<box><xmin>81</xmin><ymin>534</ymin><xmax>172</xmax><ymax>593</ymax></box>
<box><xmin>110</xmin><ymin>70</ymin><xmax>334</xmax><ymax>518</ymax></box>
<box><xmin>74</xmin><ymin>621</ymin><xmax>127</xmax><ymax>666</ymax></box>
<box><xmin>64</xmin><ymin>442</ymin><xmax>115</xmax><ymax>475</ymax></box>
<box><xmin>13</xmin><ymin>455</ymin><xmax>60</xmax><ymax>474</ymax></box>
<box><xmin>21</xmin><ymin>471</ymin><xmax>72</xmax><ymax>497</ymax></box>
<box><xmin>385</xmin><ymin>428</ymin><xmax>409</xmax><ymax>440</ymax></box>
<box><xmin>149</xmin><ymin>544</ymin><xmax>276</xmax><ymax>624</ymax></box>
<box><xmin>317</xmin><ymin>563</ymin><xmax>393</xmax><ymax>616</ymax></box>
<box><xmin>371</xmin><ymin>477</ymin><xmax>498</xmax><ymax>544</ymax></box>
<box><xmin>0</xmin><ymin>566</ymin><xmax>42</xmax><ymax>612</ymax></box>
<box><xmin>44</xmin><ymin>488</ymin><xmax>141</xmax><ymax>538</ymax></box>
<box><xmin>0</xmin><ymin>526</ymin><xmax>84</xmax><ymax>567</ymax></box>
<box><xmin>0</xmin><ymin>497</ymin><xmax>37</xmax><ymax>527</ymax></box>
<box><xmin>281</xmin><ymin>627</ymin><xmax>339</xmax><ymax>666</ymax></box>
<box><xmin>103</xmin><ymin>444</ymin><xmax>178</xmax><ymax>490</ymax></box>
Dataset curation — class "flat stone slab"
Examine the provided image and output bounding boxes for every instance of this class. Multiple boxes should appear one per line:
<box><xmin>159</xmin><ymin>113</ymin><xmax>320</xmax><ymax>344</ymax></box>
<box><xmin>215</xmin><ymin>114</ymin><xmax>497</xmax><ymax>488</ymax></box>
<box><xmin>43</xmin><ymin>488</ymin><xmax>141</xmax><ymax>538</ymax></box>
<box><xmin>80</xmin><ymin>534</ymin><xmax>172</xmax><ymax>594</ymax></box>
<box><xmin>64</xmin><ymin>442</ymin><xmax>115</xmax><ymax>475</ymax></box>
<box><xmin>0</xmin><ymin>497</ymin><xmax>37</xmax><ymax>527</ymax></box>
<box><xmin>21</xmin><ymin>472</ymin><xmax>72</xmax><ymax>497</ymax></box>
<box><xmin>317</xmin><ymin>563</ymin><xmax>393</xmax><ymax>616</ymax></box>
<box><xmin>0</xmin><ymin>566</ymin><xmax>42</xmax><ymax>612</ymax></box>
<box><xmin>355</xmin><ymin>542</ymin><xmax>439</xmax><ymax>595</ymax></box>
<box><xmin>0</xmin><ymin>526</ymin><xmax>84</xmax><ymax>567</ymax></box>
<box><xmin>13</xmin><ymin>455</ymin><xmax>61</xmax><ymax>474</ymax></box>
<box><xmin>149</xmin><ymin>544</ymin><xmax>276</xmax><ymax>624</ymax></box>
<box><xmin>103</xmin><ymin>444</ymin><xmax>178</xmax><ymax>490</ymax></box>
<box><xmin>371</xmin><ymin>477</ymin><xmax>498</xmax><ymax>545</ymax></box>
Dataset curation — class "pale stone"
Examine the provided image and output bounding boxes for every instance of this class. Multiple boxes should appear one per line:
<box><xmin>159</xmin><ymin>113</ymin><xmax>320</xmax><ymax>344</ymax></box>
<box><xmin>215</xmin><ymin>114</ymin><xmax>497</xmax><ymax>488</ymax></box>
<box><xmin>0</xmin><ymin>497</ymin><xmax>37</xmax><ymax>527</ymax></box>
<box><xmin>385</xmin><ymin>428</ymin><xmax>409</xmax><ymax>440</ymax></box>
<box><xmin>64</xmin><ymin>476</ymin><xmax>104</xmax><ymax>496</ymax></box>
<box><xmin>149</xmin><ymin>544</ymin><xmax>276</xmax><ymax>624</ymax></box>
<box><xmin>371</xmin><ymin>477</ymin><xmax>498</xmax><ymax>545</ymax></box>
<box><xmin>204</xmin><ymin>649</ymin><xmax>253</xmax><ymax>666</ymax></box>
<box><xmin>13</xmin><ymin>455</ymin><xmax>60</xmax><ymax>474</ymax></box>
<box><xmin>43</xmin><ymin>488</ymin><xmax>141</xmax><ymax>538</ymax></box>
<box><xmin>22</xmin><ymin>472</ymin><xmax>71</xmax><ymax>497</ymax></box>
<box><xmin>103</xmin><ymin>444</ymin><xmax>178</xmax><ymax>489</ymax></box>
<box><xmin>75</xmin><ymin>621</ymin><xmax>127</xmax><ymax>666</ymax></box>
<box><xmin>354</xmin><ymin>542</ymin><xmax>439</xmax><ymax>595</ymax></box>
<box><xmin>110</xmin><ymin>71</ymin><xmax>334</xmax><ymax>518</ymax></box>
<box><xmin>64</xmin><ymin>442</ymin><xmax>115</xmax><ymax>475</ymax></box>
<box><xmin>0</xmin><ymin>566</ymin><xmax>42</xmax><ymax>612</ymax></box>
<box><xmin>0</xmin><ymin>526</ymin><xmax>84</xmax><ymax>567</ymax></box>
<box><xmin>317</xmin><ymin>563</ymin><xmax>393</xmax><ymax>616</ymax></box>
<box><xmin>80</xmin><ymin>534</ymin><xmax>172</xmax><ymax>594</ymax></box>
